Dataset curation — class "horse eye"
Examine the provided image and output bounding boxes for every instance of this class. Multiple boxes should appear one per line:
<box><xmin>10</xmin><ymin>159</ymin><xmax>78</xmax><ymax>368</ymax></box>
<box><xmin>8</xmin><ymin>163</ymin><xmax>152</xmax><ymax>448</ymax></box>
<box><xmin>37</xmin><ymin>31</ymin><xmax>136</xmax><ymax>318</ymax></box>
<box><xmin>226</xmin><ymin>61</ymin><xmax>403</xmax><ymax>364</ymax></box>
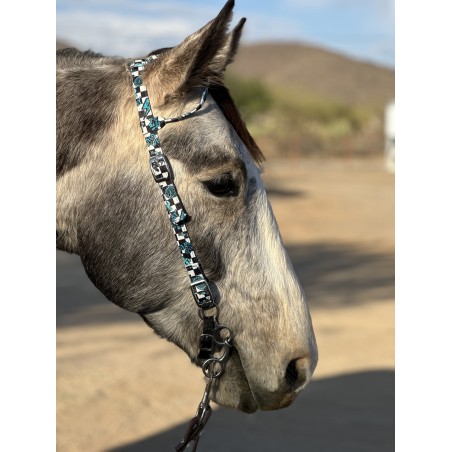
<box><xmin>203</xmin><ymin>173</ymin><xmax>239</xmax><ymax>197</ymax></box>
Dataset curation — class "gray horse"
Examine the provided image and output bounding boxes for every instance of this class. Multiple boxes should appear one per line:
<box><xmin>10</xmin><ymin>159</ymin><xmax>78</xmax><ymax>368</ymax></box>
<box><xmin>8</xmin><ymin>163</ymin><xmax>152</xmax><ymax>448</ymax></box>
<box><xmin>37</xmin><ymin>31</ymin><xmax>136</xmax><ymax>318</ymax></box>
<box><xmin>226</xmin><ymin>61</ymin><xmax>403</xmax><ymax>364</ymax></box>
<box><xmin>56</xmin><ymin>0</ymin><xmax>317</xmax><ymax>413</ymax></box>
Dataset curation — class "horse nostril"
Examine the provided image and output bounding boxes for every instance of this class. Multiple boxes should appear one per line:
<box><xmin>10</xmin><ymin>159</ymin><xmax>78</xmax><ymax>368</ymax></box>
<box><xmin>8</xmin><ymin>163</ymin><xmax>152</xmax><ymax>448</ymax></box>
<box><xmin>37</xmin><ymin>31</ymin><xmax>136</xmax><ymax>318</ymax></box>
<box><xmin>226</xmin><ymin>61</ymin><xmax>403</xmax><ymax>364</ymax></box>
<box><xmin>285</xmin><ymin>359</ymin><xmax>299</xmax><ymax>386</ymax></box>
<box><xmin>285</xmin><ymin>357</ymin><xmax>308</xmax><ymax>389</ymax></box>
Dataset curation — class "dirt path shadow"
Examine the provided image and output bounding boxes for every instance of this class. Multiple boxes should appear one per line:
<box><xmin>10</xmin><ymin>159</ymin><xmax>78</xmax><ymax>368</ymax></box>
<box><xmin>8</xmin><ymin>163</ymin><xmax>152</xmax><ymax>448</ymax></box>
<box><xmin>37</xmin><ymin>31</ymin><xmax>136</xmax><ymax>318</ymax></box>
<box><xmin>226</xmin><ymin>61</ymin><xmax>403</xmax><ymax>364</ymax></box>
<box><xmin>110</xmin><ymin>370</ymin><xmax>394</xmax><ymax>452</ymax></box>
<box><xmin>288</xmin><ymin>243</ymin><xmax>394</xmax><ymax>308</ymax></box>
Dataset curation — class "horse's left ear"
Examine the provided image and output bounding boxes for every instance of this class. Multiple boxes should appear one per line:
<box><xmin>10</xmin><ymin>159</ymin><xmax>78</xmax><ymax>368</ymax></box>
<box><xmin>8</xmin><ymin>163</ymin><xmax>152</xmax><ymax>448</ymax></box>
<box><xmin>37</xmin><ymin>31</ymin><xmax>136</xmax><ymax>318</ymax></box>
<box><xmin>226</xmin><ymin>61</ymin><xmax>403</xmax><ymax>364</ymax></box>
<box><xmin>146</xmin><ymin>0</ymin><xmax>245</xmax><ymax>98</ymax></box>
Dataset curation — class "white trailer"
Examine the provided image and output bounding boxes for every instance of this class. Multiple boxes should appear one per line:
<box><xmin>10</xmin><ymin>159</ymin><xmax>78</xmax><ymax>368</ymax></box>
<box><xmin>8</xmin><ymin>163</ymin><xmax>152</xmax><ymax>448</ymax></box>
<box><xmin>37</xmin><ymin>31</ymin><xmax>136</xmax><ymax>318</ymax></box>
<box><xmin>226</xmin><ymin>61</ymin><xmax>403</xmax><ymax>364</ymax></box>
<box><xmin>385</xmin><ymin>101</ymin><xmax>395</xmax><ymax>173</ymax></box>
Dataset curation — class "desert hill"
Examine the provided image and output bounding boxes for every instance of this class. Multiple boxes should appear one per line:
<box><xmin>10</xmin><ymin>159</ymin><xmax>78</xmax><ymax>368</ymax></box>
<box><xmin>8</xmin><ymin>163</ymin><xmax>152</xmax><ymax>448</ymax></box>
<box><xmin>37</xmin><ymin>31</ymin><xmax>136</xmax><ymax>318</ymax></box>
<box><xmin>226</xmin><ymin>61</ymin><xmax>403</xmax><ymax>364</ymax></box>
<box><xmin>229</xmin><ymin>43</ymin><xmax>394</xmax><ymax>109</ymax></box>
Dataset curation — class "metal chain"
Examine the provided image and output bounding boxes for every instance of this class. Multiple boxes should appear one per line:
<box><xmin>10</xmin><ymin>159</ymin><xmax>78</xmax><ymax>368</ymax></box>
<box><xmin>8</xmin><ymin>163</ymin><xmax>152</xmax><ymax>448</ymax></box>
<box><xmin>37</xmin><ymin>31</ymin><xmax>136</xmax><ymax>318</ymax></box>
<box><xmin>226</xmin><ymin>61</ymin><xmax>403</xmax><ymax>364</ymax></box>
<box><xmin>174</xmin><ymin>308</ymin><xmax>233</xmax><ymax>451</ymax></box>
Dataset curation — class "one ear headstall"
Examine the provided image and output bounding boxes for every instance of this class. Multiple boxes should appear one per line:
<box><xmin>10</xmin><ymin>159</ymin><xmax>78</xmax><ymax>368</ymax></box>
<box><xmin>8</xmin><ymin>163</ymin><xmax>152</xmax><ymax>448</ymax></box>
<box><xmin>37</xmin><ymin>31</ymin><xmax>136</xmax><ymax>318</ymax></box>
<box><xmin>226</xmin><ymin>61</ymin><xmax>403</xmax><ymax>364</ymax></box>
<box><xmin>129</xmin><ymin>56</ymin><xmax>232</xmax><ymax>451</ymax></box>
<box><xmin>130</xmin><ymin>56</ymin><xmax>212</xmax><ymax>309</ymax></box>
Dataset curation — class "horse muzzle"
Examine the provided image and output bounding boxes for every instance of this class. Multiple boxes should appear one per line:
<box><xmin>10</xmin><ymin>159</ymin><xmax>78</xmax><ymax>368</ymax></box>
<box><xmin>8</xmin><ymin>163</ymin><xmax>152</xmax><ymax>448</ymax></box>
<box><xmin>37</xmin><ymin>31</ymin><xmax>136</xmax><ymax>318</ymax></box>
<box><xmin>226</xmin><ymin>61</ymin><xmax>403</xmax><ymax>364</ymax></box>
<box><xmin>209</xmin><ymin>346</ymin><xmax>317</xmax><ymax>413</ymax></box>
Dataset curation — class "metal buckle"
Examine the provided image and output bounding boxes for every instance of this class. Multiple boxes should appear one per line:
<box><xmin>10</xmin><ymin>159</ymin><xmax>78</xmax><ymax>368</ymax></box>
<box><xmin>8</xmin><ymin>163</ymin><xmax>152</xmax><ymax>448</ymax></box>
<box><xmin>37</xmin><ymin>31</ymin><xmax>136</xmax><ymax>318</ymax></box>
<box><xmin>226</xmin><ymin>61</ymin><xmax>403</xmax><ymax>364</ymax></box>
<box><xmin>198</xmin><ymin>333</ymin><xmax>215</xmax><ymax>361</ymax></box>
<box><xmin>190</xmin><ymin>280</ymin><xmax>214</xmax><ymax>309</ymax></box>
<box><xmin>150</xmin><ymin>153</ymin><xmax>172</xmax><ymax>182</ymax></box>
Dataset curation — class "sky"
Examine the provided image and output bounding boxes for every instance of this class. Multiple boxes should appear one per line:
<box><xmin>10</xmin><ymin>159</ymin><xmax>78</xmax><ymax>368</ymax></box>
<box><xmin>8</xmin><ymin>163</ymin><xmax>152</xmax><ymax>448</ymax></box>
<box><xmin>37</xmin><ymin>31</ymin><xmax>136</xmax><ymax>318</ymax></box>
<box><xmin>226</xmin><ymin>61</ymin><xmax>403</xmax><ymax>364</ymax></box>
<box><xmin>56</xmin><ymin>0</ymin><xmax>394</xmax><ymax>67</ymax></box>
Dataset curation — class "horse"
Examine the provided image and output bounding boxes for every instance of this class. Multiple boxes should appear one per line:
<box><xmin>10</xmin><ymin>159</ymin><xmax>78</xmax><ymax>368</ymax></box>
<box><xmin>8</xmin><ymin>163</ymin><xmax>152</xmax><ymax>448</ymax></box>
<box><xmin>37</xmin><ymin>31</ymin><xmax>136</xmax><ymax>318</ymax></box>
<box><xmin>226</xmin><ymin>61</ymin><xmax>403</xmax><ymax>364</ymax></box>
<box><xmin>56</xmin><ymin>0</ymin><xmax>318</xmax><ymax>418</ymax></box>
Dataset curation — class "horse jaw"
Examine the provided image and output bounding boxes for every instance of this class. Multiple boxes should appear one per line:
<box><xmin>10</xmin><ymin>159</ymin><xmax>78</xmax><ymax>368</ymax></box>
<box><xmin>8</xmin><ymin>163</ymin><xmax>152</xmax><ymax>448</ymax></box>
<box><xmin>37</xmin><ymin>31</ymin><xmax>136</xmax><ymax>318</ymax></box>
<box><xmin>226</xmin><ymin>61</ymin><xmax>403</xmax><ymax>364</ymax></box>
<box><xmin>210</xmin><ymin>351</ymin><xmax>258</xmax><ymax>413</ymax></box>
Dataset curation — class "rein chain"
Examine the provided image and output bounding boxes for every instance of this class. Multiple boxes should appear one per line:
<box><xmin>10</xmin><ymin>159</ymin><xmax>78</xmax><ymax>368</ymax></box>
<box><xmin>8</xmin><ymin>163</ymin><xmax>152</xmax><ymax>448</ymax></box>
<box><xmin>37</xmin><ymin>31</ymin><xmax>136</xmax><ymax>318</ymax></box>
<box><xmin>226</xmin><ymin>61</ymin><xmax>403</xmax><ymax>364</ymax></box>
<box><xmin>129</xmin><ymin>56</ymin><xmax>233</xmax><ymax>451</ymax></box>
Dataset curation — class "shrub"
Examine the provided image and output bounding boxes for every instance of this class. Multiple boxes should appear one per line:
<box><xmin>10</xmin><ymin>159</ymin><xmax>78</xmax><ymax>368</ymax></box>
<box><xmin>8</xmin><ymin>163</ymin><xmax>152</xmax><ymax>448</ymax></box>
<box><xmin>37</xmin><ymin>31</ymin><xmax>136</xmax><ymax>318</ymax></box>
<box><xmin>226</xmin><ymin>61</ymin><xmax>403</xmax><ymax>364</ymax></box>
<box><xmin>225</xmin><ymin>74</ymin><xmax>273</xmax><ymax>121</ymax></box>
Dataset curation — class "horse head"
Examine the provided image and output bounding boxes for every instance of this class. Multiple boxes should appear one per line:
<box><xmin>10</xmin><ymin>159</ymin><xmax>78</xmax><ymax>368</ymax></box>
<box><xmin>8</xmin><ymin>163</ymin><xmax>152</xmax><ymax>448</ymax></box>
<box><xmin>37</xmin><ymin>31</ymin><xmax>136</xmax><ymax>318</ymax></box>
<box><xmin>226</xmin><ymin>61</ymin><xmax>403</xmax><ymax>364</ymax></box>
<box><xmin>56</xmin><ymin>0</ymin><xmax>317</xmax><ymax>413</ymax></box>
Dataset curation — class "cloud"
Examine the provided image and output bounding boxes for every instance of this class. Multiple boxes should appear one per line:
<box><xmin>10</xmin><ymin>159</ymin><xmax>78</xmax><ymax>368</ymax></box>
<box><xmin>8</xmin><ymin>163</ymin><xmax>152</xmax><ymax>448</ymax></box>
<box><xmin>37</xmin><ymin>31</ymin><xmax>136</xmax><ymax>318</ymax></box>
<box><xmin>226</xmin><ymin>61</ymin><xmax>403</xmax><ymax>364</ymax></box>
<box><xmin>57</xmin><ymin>10</ymin><xmax>205</xmax><ymax>56</ymax></box>
<box><xmin>56</xmin><ymin>0</ymin><xmax>222</xmax><ymax>56</ymax></box>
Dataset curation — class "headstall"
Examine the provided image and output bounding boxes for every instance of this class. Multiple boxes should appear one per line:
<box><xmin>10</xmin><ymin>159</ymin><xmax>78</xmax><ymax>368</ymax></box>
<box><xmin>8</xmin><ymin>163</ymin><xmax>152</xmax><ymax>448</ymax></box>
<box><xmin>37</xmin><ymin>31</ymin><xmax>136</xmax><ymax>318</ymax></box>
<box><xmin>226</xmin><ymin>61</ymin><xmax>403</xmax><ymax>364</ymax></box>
<box><xmin>129</xmin><ymin>55</ymin><xmax>233</xmax><ymax>451</ymax></box>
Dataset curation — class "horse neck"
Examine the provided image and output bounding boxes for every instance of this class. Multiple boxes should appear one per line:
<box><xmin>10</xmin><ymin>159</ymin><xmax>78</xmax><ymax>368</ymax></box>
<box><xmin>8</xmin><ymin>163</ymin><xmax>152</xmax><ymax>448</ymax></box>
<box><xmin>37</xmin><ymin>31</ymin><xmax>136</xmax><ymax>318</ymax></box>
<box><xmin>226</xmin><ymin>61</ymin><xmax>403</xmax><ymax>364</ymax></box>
<box><xmin>56</xmin><ymin>58</ymin><xmax>155</xmax><ymax>254</ymax></box>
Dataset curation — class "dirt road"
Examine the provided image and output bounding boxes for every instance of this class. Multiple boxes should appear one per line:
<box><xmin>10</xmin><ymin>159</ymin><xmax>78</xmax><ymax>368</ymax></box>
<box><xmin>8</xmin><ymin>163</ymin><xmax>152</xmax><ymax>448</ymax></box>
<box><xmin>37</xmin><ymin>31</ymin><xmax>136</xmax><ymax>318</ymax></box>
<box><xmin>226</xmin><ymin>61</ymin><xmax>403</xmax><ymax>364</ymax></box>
<box><xmin>57</xmin><ymin>157</ymin><xmax>394</xmax><ymax>451</ymax></box>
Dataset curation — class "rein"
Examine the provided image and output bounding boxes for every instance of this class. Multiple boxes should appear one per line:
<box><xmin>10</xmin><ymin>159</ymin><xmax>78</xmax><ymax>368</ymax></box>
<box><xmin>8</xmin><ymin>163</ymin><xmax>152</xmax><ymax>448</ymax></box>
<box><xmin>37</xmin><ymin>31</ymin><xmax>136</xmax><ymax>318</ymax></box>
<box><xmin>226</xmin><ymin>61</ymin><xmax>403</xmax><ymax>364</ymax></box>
<box><xmin>129</xmin><ymin>56</ymin><xmax>233</xmax><ymax>451</ymax></box>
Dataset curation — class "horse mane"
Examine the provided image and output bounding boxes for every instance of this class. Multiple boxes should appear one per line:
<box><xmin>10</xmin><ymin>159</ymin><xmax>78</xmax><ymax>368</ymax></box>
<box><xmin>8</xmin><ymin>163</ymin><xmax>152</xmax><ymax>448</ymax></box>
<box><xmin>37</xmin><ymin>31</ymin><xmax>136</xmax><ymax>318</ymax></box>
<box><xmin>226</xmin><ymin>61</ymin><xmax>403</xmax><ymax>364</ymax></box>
<box><xmin>209</xmin><ymin>85</ymin><xmax>264</xmax><ymax>165</ymax></box>
<box><xmin>56</xmin><ymin>48</ymin><xmax>122</xmax><ymax>70</ymax></box>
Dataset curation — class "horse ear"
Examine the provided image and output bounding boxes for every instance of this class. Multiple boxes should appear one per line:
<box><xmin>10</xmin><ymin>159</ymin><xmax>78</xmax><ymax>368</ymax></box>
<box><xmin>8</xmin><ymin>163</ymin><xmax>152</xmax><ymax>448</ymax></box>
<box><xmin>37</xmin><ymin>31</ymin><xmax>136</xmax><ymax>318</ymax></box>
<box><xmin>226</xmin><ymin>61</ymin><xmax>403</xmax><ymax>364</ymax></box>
<box><xmin>147</xmin><ymin>0</ymin><xmax>245</xmax><ymax>98</ymax></box>
<box><xmin>213</xmin><ymin>17</ymin><xmax>246</xmax><ymax>70</ymax></box>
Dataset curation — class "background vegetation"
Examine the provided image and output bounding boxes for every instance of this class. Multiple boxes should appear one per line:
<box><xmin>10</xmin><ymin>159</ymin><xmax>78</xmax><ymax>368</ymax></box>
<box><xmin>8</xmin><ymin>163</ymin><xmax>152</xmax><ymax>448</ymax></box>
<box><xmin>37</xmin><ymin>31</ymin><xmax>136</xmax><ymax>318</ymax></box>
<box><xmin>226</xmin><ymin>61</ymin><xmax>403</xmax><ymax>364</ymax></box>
<box><xmin>226</xmin><ymin>73</ymin><xmax>384</xmax><ymax>159</ymax></box>
<box><xmin>225</xmin><ymin>43</ymin><xmax>394</xmax><ymax>159</ymax></box>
